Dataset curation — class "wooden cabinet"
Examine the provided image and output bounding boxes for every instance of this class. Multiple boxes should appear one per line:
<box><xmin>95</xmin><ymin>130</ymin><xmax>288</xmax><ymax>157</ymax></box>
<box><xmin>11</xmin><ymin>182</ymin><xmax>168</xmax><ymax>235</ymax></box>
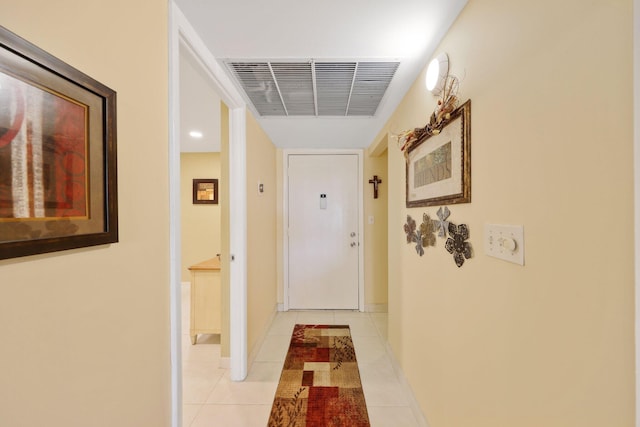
<box><xmin>188</xmin><ymin>257</ymin><xmax>221</xmax><ymax>344</ymax></box>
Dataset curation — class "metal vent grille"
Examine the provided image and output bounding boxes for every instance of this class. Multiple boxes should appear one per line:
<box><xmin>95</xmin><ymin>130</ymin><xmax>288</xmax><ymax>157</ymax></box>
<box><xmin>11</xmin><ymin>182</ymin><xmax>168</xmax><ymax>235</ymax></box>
<box><xmin>227</xmin><ymin>61</ymin><xmax>399</xmax><ymax>117</ymax></box>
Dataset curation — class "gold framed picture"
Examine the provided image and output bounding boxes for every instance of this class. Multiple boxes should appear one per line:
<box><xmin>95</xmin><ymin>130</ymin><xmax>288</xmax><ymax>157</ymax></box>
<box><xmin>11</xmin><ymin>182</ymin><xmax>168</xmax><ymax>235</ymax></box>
<box><xmin>406</xmin><ymin>100</ymin><xmax>470</xmax><ymax>207</ymax></box>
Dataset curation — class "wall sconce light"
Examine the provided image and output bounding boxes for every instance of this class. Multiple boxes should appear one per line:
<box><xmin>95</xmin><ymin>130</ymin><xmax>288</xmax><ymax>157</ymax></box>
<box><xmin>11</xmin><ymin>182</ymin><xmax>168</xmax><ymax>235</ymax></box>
<box><xmin>425</xmin><ymin>53</ymin><xmax>449</xmax><ymax>95</ymax></box>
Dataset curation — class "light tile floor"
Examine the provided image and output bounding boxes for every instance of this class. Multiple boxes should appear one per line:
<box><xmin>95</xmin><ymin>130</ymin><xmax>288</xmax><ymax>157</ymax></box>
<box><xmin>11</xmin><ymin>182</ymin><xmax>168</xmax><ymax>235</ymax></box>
<box><xmin>182</xmin><ymin>285</ymin><xmax>419</xmax><ymax>426</ymax></box>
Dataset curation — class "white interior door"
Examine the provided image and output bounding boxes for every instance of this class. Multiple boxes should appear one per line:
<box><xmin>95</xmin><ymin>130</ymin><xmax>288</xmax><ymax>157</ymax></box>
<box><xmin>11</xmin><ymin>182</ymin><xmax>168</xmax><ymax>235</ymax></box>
<box><xmin>288</xmin><ymin>154</ymin><xmax>359</xmax><ymax>309</ymax></box>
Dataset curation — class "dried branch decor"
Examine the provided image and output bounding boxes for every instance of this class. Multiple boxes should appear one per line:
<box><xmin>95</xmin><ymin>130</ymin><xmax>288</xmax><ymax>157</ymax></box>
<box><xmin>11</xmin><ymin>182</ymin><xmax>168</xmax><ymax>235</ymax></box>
<box><xmin>398</xmin><ymin>75</ymin><xmax>461</xmax><ymax>157</ymax></box>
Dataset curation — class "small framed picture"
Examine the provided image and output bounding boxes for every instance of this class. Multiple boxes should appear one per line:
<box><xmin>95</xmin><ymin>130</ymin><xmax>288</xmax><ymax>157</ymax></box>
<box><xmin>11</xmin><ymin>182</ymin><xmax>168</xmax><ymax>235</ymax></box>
<box><xmin>192</xmin><ymin>179</ymin><xmax>218</xmax><ymax>204</ymax></box>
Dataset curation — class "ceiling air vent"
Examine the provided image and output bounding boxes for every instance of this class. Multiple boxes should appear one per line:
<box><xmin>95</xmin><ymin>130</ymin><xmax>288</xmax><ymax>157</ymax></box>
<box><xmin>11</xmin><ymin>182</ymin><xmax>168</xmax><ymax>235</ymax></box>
<box><xmin>227</xmin><ymin>60</ymin><xmax>399</xmax><ymax>117</ymax></box>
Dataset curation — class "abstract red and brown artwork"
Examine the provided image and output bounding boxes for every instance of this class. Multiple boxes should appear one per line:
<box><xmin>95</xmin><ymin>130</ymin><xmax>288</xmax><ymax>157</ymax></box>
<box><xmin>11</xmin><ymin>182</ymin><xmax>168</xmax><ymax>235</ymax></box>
<box><xmin>0</xmin><ymin>71</ymin><xmax>88</xmax><ymax>220</ymax></box>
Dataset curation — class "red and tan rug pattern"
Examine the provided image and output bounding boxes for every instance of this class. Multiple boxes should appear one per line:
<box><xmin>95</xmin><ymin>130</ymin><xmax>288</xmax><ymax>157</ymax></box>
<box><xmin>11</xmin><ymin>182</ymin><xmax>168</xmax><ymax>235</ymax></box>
<box><xmin>268</xmin><ymin>324</ymin><xmax>370</xmax><ymax>427</ymax></box>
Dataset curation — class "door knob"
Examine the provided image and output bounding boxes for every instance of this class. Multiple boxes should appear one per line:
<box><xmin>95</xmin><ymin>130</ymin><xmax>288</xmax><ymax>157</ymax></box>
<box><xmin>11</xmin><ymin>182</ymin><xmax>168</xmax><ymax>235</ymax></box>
<box><xmin>350</xmin><ymin>232</ymin><xmax>356</xmax><ymax>237</ymax></box>
<box><xmin>350</xmin><ymin>242</ymin><xmax>357</xmax><ymax>247</ymax></box>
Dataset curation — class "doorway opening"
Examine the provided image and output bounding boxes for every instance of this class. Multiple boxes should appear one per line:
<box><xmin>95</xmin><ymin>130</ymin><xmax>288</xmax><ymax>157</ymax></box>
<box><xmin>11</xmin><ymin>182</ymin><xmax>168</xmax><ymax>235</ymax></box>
<box><xmin>169</xmin><ymin>4</ymin><xmax>248</xmax><ymax>426</ymax></box>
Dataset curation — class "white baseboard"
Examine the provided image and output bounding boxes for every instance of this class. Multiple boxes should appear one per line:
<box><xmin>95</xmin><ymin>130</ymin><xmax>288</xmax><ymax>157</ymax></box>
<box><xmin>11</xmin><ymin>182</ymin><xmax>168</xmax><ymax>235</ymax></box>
<box><xmin>219</xmin><ymin>357</ymin><xmax>230</xmax><ymax>369</ymax></box>
<box><xmin>365</xmin><ymin>303</ymin><xmax>388</xmax><ymax>313</ymax></box>
<box><xmin>247</xmin><ymin>303</ymin><xmax>279</xmax><ymax>368</ymax></box>
<box><xmin>385</xmin><ymin>341</ymin><xmax>430</xmax><ymax>427</ymax></box>
<box><xmin>277</xmin><ymin>303</ymin><xmax>284</xmax><ymax>312</ymax></box>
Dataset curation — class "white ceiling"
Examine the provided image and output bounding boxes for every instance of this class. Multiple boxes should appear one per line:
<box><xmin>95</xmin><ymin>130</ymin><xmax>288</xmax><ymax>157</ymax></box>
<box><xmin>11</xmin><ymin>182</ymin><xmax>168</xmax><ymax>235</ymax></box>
<box><xmin>176</xmin><ymin>0</ymin><xmax>468</xmax><ymax>150</ymax></box>
<box><xmin>180</xmin><ymin>49</ymin><xmax>221</xmax><ymax>152</ymax></box>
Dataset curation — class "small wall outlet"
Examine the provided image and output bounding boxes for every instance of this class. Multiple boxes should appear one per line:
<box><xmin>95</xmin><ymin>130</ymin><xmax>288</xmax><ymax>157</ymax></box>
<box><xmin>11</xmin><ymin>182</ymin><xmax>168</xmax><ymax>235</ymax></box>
<box><xmin>484</xmin><ymin>224</ymin><xmax>524</xmax><ymax>265</ymax></box>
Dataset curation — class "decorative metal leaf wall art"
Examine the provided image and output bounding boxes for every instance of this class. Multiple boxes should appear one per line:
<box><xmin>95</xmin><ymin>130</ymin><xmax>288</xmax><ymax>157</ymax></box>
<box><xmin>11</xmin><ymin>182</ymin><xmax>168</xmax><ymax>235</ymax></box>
<box><xmin>403</xmin><ymin>215</ymin><xmax>424</xmax><ymax>256</ymax></box>
<box><xmin>445</xmin><ymin>223</ymin><xmax>472</xmax><ymax>267</ymax></box>
<box><xmin>402</xmin><ymin>206</ymin><xmax>473</xmax><ymax>267</ymax></box>
<box><xmin>434</xmin><ymin>206</ymin><xmax>450</xmax><ymax>238</ymax></box>
<box><xmin>403</xmin><ymin>215</ymin><xmax>417</xmax><ymax>244</ymax></box>
<box><xmin>420</xmin><ymin>213</ymin><xmax>436</xmax><ymax>248</ymax></box>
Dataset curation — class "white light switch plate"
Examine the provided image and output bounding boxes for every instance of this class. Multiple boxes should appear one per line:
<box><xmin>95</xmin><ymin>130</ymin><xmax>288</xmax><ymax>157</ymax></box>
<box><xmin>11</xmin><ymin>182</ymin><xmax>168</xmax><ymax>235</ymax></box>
<box><xmin>484</xmin><ymin>224</ymin><xmax>524</xmax><ymax>265</ymax></box>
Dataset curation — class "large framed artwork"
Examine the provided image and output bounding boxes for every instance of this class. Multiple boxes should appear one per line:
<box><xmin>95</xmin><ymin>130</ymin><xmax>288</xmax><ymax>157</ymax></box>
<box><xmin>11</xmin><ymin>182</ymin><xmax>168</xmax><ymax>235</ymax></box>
<box><xmin>0</xmin><ymin>26</ymin><xmax>118</xmax><ymax>260</ymax></box>
<box><xmin>406</xmin><ymin>100</ymin><xmax>470</xmax><ymax>208</ymax></box>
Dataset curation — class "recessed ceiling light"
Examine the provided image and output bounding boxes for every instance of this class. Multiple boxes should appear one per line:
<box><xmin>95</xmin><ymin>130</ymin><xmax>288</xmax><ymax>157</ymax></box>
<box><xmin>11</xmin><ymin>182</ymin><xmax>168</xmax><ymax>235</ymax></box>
<box><xmin>189</xmin><ymin>130</ymin><xmax>203</xmax><ymax>139</ymax></box>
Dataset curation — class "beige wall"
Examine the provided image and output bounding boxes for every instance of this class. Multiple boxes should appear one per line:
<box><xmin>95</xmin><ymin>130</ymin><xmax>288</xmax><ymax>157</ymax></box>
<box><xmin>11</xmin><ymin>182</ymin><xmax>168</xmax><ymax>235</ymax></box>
<box><xmin>0</xmin><ymin>2</ymin><xmax>171</xmax><ymax>426</ymax></box>
<box><xmin>364</xmin><ymin>151</ymin><xmax>389</xmax><ymax>307</ymax></box>
<box><xmin>219</xmin><ymin>105</ymin><xmax>278</xmax><ymax>359</ymax></box>
<box><xmin>180</xmin><ymin>153</ymin><xmax>221</xmax><ymax>282</ymax></box>
<box><xmin>374</xmin><ymin>0</ymin><xmax>635</xmax><ymax>426</ymax></box>
<box><xmin>246</xmin><ymin>111</ymin><xmax>278</xmax><ymax>357</ymax></box>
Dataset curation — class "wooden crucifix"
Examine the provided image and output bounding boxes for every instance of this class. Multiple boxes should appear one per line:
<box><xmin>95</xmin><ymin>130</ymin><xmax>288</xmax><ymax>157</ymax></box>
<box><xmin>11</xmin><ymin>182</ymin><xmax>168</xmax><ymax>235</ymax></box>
<box><xmin>368</xmin><ymin>175</ymin><xmax>382</xmax><ymax>199</ymax></box>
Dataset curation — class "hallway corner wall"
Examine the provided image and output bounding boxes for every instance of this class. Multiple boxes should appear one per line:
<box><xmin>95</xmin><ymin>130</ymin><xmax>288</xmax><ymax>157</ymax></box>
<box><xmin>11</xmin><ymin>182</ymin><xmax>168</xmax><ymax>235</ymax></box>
<box><xmin>364</xmin><ymin>151</ymin><xmax>389</xmax><ymax>308</ymax></box>
<box><xmin>246</xmin><ymin>111</ymin><xmax>278</xmax><ymax>356</ymax></box>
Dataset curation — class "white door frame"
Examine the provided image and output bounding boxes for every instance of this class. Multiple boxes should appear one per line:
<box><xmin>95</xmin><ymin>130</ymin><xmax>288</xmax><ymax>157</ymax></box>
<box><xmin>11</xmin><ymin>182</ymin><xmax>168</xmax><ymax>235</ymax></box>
<box><xmin>282</xmin><ymin>149</ymin><xmax>365</xmax><ymax>312</ymax></box>
<box><xmin>169</xmin><ymin>4</ymin><xmax>248</xmax><ymax>427</ymax></box>
<box><xmin>634</xmin><ymin>0</ymin><xmax>640</xmax><ymax>424</ymax></box>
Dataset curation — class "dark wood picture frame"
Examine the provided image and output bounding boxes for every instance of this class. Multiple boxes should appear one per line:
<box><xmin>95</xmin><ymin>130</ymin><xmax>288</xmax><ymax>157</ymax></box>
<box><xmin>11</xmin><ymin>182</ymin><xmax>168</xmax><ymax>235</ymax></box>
<box><xmin>406</xmin><ymin>100</ymin><xmax>470</xmax><ymax>208</ymax></box>
<box><xmin>0</xmin><ymin>26</ymin><xmax>118</xmax><ymax>260</ymax></box>
<box><xmin>193</xmin><ymin>179</ymin><xmax>218</xmax><ymax>205</ymax></box>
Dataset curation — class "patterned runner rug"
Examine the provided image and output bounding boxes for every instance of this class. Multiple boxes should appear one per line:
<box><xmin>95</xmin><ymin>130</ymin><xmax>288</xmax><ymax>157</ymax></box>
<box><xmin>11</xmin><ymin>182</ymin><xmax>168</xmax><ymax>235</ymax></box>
<box><xmin>268</xmin><ymin>324</ymin><xmax>370</xmax><ymax>427</ymax></box>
